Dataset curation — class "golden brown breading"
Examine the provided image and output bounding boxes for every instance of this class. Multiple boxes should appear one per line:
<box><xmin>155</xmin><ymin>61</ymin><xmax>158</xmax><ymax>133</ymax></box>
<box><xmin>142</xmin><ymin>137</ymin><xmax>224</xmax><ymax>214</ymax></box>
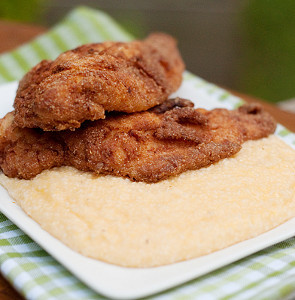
<box><xmin>0</xmin><ymin>113</ymin><xmax>64</xmax><ymax>179</ymax></box>
<box><xmin>13</xmin><ymin>33</ymin><xmax>185</xmax><ymax>131</ymax></box>
<box><xmin>0</xmin><ymin>100</ymin><xmax>276</xmax><ymax>182</ymax></box>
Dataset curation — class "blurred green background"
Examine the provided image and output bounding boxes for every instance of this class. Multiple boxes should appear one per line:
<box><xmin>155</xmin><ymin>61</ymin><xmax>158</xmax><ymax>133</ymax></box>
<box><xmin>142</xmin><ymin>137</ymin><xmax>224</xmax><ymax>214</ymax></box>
<box><xmin>0</xmin><ymin>0</ymin><xmax>46</xmax><ymax>23</ymax></box>
<box><xmin>1</xmin><ymin>0</ymin><xmax>295</xmax><ymax>104</ymax></box>
<box><xmin>240</xmin><ymin>0</ymin><xmax>295</xmax><ymax>103</ymax></box>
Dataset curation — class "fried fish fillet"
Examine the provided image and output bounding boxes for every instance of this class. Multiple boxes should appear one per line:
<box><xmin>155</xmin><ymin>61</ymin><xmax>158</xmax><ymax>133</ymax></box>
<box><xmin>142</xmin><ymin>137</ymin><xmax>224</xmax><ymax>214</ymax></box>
<box><xmin>0</xmin><ymin>99</ymin><xmax>276</xmax><ymax>182</ymax></box>
<box><xmin>13</xmin><ymin>33</ymin><xmax>185</xmax><ymax>131</ymax></box>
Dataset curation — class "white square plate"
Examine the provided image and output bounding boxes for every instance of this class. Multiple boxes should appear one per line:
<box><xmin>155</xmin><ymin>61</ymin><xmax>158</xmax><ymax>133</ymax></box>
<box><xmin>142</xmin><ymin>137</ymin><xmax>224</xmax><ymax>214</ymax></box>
<box><xmin>0</xmin><ymin>77</ymin><xmax>294</xmax><ymax>299</ymax></box>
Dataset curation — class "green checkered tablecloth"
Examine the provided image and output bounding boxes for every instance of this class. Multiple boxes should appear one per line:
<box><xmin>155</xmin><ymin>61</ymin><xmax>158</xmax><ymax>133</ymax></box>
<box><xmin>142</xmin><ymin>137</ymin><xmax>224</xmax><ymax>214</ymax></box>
<box><xmin>0</xmin><ymin>6</ymin><xmax>295</xmax><ymax>300</ymax></box>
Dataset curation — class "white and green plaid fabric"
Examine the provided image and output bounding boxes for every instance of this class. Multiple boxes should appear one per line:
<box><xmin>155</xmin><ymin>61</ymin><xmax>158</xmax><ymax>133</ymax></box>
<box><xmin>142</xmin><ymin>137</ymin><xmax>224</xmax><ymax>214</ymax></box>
<box><xmin>0</xmin><ymin>6</ymin><xmax>295</xmax><ymax>300</ymax></box>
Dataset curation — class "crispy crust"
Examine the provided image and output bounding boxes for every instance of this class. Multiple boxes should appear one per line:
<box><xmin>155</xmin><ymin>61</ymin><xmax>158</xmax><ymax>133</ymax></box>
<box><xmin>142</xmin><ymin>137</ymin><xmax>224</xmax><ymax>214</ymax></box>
<box><xmin>13</xmin><ymin>33</ymin><xmax>185</xmax><ymax>131</ymax></box>
<box><xmin>0</xmin><ymin>100</ymin><xmax>276</xmax><ymax>182</ymax></box>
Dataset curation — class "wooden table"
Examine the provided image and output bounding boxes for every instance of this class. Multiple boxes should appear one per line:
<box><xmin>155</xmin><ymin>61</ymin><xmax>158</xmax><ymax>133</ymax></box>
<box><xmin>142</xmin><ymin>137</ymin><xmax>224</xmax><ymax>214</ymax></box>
<box><xmin>0</xmin><ymin>20</ymin><xmax>294</xmax><ymax>300</ymax></box>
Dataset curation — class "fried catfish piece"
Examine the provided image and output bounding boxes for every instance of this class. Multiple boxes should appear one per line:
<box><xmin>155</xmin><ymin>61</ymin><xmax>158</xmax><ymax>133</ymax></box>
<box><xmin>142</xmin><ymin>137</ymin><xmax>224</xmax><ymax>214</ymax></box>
<box><xmin>0</xmin><ymin>100</ymin><xmax>276</xmax><ymax>182</ymax></box>
<box><xmin>64</xmin><ymin>102</ymin><xmax>276</xmax><ymax>182</ymax></box>
<box><xmin>0</xmin><ymin>113</ymin><xmax>64</xmax><ymax>179</ymax></box>
<box><xmin>13</xmin><ymin>33</ymin><xmax>185</xmax><ymax>131</ymax></box>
